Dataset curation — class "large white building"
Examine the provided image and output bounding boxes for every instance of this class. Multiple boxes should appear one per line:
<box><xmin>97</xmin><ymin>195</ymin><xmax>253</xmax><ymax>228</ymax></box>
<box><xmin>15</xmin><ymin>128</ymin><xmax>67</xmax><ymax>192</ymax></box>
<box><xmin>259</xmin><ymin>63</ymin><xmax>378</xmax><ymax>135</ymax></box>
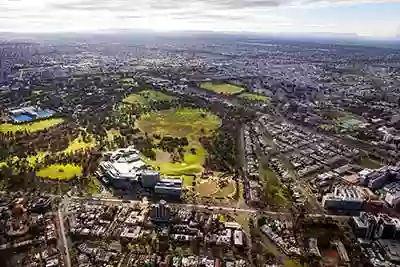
<box><xmin>98</xmin><ymin>145</ymin><xmax>182</xmax><ymax>198</ymax></box>
<box><xmin>322</xmin><ymin>185</ymin><xmax>365</xmax><ymax>210</ymax></box>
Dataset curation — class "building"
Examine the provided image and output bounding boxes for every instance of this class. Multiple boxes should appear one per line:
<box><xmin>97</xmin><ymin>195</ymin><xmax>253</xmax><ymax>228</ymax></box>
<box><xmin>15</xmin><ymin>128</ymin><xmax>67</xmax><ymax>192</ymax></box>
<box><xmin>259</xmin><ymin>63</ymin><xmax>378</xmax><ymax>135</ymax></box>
<box><xmin>359</xmin><ymin>166</ymin><xmax>400</xmax><ymax>190</ymax></box>
<box><xmin>375</xmin><ymin>239</ymin><xmax>400</xmax><ymax>264</ymax></box>
<box><xmin>141</xmin><ymin>170</ymin><xmax>160</xmax><ymax>188</ymax></box>
<box><xmin>154</xmin><ymin>179</ymin><xmax>182</xmax><ymax>198</ymax></box>
<box><xmin>29</xmin><ymin>197</ymin><xmax>52</xmax><ymax>213</ymax></box>
<box><xmin>333</xmin><ymin>240</ymin><xmax>350</xmax><ymax>263</ymax></box>
<box><xmin>352</xmin><ymin>216</ymin><xmax>368</xmax><ymax>238</ymax></box>
<box><xmin>359</xmin><ymin>169</ymin><xmax>374</xmax><ymax>186</ymax></box>
<box><xmin>225</xmin><ymin>222</ymin><xmax>242</xmax><ymax>229</ymax></box>
<box><xmin>99</xmin><ymin>146</ymin><xmax>145</xmax><ymax>189</ymax></box>
<box><xmin>352</xmin><ymin>212</ymin><xmax>397</xmax><ymax>240</ymax></box>
<box><xmin>376</xmin><ymin>214</ymin><xmax>396</xmax><ymax>239</ymax></box>
<box><xmin>322</xmin><ymin>185</ymin><xmax>365</xmax><ymax>210</ymax></box>
<box><xmin>151</xmin><ymin>200</ymin><xmax>170</xmax><ymax>224</ymax></box>
<box><xmin>233</xmin><ymin>230</ymin><xmax>243</xmax><ymax>246</ymax></box>
<box><xmin>98</xmin><ymin>146</ymin><xmax>183</xmax><ymax>198</ymax></box>
<box><xmin>351</xmin><ymin>212</ymin><xmax>379</xmax><ymax>240</ymax></box>
<box><xmin>308</xmin><ymin>238</ymin><xmax>321</xmax><ymax>257</ymax></box>
<box><xmin>7</xmin><ymin>106</ymin><xmax>55</xmax><ymax>123</ymax></box>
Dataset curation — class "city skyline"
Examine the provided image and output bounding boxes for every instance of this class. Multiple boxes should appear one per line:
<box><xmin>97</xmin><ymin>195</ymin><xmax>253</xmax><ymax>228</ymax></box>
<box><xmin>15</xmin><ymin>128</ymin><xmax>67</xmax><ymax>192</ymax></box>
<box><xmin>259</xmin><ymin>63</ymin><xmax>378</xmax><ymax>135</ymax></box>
<box><xmin>0</xmin><ymin>0</ymin><xmax>400</xmax><ymax>37</ymax></box>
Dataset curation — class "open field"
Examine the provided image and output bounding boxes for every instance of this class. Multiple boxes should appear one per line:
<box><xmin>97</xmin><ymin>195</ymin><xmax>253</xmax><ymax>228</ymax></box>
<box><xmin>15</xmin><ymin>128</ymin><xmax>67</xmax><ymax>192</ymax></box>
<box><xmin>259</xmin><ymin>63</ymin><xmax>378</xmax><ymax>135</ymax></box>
<box><xmin>238</xmin><ymin>92</ymin><xmax>270</xmax><ymax>102</ymax></box>
<box><xmin>213</xmin><ymin>180</ymin><xmax>236</xmax><ymax>198</ymax></box>
<box><xmin>123</xmin><ymin>90</ymin><xmax>176</xmax><ymax>106</ymax></box>
<box><xmin>0</xmin><ymin>152</ymin><xmax>48</xmax><ymax>168</ymax></box>
<box><xmin>196</xmin><ymin>180</ymin><xmax>219</xmax><ymax>197</ymax></box>
<box><xmin>320</xmin><ymin>110</ymin><xmax>364</xmax><ymax>133</ymax></box>
<box><xmin>0</xmin><ymin>118</ymin><xmax>64</xmax><ymax>133</ymax></box>
<box><xmin>64</xmin><ymin>134</ymin><xmax>96</xmax><ymax>153</ymax></box>
<box><xmin>200</xmin><ymin>82</ymin><xmax>244</xmax><ymax>95</ymax></box>
<box><xmin>359</xmin><ymin>157</ymin><xmax>383</xmax><ymax>169</ymax></box>
<box><xmin>143</xmin><ymin>143</ymin><xmax>206</xmax><ymax>176</ymax></box>
<box><xmin>138</xmin><ymin>108</ymin><xmax>220</xmax><ymax>177</ymax></box>
<box><xmin>1</xmin><ymin>133</ymin><xmax>96</xmax><ymax>169</ymax></box>
<box><xmin>106</xmin><ymin>129</ymin><xmax>121</xmax><ymax>142</ymax></box>
<box><xmin>137</xmin><ymin>108</ymin><xmax>220</xmax><ymax>138</ymax></box>
<box><xmin>36</xmin><ymin>164</ymin><xmax>82</xmax><ymax>180</ymax></box>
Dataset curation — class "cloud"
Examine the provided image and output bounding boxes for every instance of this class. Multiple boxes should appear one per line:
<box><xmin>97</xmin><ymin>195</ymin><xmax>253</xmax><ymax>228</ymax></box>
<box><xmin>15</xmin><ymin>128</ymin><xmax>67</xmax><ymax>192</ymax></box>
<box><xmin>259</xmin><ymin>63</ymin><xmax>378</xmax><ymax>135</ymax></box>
<box><xmin>0</xmin><ymin>0</ymin><xmax>399</xmax><ymax>36</ymax></box>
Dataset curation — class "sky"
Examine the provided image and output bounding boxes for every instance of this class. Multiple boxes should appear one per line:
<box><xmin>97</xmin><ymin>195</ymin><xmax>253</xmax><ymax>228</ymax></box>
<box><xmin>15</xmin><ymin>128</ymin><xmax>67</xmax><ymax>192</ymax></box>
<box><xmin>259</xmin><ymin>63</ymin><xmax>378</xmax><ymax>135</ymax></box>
<box><xmin>0</xmin><ymin>0</ymin><xmax>399</xmax><ymax>37</ymax></box>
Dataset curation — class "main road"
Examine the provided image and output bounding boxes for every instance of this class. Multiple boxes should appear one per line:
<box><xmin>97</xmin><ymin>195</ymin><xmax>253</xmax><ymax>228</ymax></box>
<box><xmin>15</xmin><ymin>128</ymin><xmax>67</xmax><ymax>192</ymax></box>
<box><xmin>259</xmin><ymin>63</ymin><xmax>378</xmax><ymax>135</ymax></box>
<box><xmin>71</xmin><ymin>195</ymin><xmax>351</xmax><ymax>220</ymax></box>
<box><xmin>57</xmin><ymin>203</ymin><xmax>71</xmax><ymax>267</ymax></box>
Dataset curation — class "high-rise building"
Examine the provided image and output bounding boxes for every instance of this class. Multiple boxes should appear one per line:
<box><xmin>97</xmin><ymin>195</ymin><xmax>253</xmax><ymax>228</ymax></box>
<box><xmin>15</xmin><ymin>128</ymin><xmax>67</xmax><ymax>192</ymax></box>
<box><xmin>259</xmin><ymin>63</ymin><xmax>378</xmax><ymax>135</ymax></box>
<box><xmin>377</xmin><ymin>214</ymin><xmax>396</xmax><ymax>239</ymax></box>
<box><xmin>151</xmin><ymin>200</ymin><xmax>170</xmax><ymax>224</ymax></box>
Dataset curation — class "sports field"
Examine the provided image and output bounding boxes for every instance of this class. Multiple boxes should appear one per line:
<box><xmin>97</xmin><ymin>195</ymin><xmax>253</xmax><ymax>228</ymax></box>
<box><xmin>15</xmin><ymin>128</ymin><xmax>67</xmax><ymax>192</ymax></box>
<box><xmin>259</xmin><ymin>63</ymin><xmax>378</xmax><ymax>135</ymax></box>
<box><xmin>200</xmin><ymin>82</ymin><xmax>244</xmax><ymax>95</ymax></box>
<box><xmin>36</xmin><ymin>164</ymin><xmax>82</xmax><ymax>180</ymax></box>
<box><xmin>123</xmin><ymin>90</ymin><xmax>176</xmax><ymax>106</ymax></box>
<box><xmin>0</xmin><ymin>118</ymin><xmax>64</xmax><ymax>133</ymax></box>
<box><xmin>137</xmin><ymin>108</ymin><xmax>221</xmax><ymax>177</ymax></box>
<box><xmin>238</xmin><ymin>92</ymin><xmax>270</xmax><ymax>102</ymax></box>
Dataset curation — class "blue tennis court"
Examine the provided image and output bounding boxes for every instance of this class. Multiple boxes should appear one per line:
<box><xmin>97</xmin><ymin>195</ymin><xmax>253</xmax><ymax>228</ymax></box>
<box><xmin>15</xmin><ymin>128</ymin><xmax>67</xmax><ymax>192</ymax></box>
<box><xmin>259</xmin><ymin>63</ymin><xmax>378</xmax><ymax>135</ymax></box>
<box><xmin>12</xmin><ymin>115</ymin><xmax>34</xmax><ymax>122</ymax></box>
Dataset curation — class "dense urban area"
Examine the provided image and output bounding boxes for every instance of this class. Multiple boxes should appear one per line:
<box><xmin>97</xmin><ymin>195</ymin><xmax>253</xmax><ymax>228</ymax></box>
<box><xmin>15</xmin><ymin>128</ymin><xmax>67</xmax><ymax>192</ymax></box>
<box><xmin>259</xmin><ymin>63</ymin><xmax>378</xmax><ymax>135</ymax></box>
<box><xmin>1</xmin><ymin>32</ymin><xmax>400</xmax><ymax>267</ymax></box>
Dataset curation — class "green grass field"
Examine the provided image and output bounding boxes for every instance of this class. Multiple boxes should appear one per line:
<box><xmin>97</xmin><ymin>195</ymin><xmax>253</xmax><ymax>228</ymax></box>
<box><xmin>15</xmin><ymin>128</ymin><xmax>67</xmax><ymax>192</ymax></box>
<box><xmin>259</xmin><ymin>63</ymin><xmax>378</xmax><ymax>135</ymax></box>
<box><xmin>36</xmin><ymin>164</ymin><xmax>82</xmax><ymax>180</ymax></box>
<box><xmin>64</xmin><ymin>134</ymin><xmax>96</xmax><ymax>153</ymax></box>
<box><xmin>137</xmin><ymin>108</ymin><xmax>220</xmax><ymax>139</ymax></box>
<box><xmin>0</xmin><ymin>118</ymin><xmax>64</xmax><ymax>133</ymax></box>
<box><xmin>238</xmin><ymin>92</ymin><xmax>270</xmax><ymax>102</ymax></box>
<box><xmin>137</xmin><ymin>108</ymin><xmax>221</xmax><ymax>177</ymax></box>
<box><xmin>122</xmin><ymin>90</ymin><xmax>176</xmax><ymax>106</ymax></box>
<box><xmin>200</xmin><ymin>82</ymin><xmax>244</xmax><ymax>95</ymax></box>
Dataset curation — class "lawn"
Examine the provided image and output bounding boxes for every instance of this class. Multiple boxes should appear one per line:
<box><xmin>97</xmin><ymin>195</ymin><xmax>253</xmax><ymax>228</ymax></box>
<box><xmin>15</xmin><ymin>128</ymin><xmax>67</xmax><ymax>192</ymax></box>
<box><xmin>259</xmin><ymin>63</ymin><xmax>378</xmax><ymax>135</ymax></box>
<box><xmin>0</xmin><ymin>118</ymin><xmax>64</xmax><ymax>133</ymax></box>
<box><xmin>283</xmin><ymin>259</ymin><xmax>304</xmax><ymax>267</ymax></box>
<box><xmin>143</xmin><ymin>144</ymin><xmax>206</xmax><ymax>176</ymax></box>
<box><xmin>200</xmin><ymin>82</ymin><xmax>244</xmax><ymax>95</ymax></box>
<box><xmin>64</xmin><ymin>134</ymin><xmax>96</xmax><ymax>153</ymax></box>
<box><xmin>138</xmin><ymin>108</ymin><xmax>221</xmax><ymax>177</ymax></box>
<box><xmin>137</xmin><ymin>108</ymin><xmax>220</xmax><ymax>139</ymax></box>
<box><xmin>122</xmin><ymin>90</ymin><xmax>176</xmax><ymax>106</ymax></box>
<box><xmin>36</xmin><ymin>164</ymin><xmax>82</xmax><ymax>180</ymax></box>
<box><xmin>238</xmin><ymin>92</ymin><xmax>270</xmax><ymax>102</ymax></box>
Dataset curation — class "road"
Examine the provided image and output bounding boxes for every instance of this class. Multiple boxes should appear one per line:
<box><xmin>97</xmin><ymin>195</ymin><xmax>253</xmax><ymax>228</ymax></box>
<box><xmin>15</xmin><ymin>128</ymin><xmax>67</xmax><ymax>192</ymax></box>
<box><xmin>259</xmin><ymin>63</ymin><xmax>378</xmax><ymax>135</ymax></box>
<box><xmin>57</xmin><ymin>201</ymin><xmax>71</xmax><ymax>267</ymax></box>
<box><xmin>70</xmin><ymin>195</ymin><xmax>350</xmax><ymax>220</ymax></box>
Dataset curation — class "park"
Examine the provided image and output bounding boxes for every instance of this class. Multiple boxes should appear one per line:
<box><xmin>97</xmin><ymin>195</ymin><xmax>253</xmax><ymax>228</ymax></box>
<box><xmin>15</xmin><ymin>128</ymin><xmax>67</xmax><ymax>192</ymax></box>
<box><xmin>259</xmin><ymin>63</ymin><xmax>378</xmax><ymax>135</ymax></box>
<box><xmin>137</xmin><ymin>108</ymin><xmax>220</xmax><ymax>178</ymax></box>
<box><xmin>200</xmin><ymin>82</ymin><xmax>245</xmax><ymax>95</ymax></box>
